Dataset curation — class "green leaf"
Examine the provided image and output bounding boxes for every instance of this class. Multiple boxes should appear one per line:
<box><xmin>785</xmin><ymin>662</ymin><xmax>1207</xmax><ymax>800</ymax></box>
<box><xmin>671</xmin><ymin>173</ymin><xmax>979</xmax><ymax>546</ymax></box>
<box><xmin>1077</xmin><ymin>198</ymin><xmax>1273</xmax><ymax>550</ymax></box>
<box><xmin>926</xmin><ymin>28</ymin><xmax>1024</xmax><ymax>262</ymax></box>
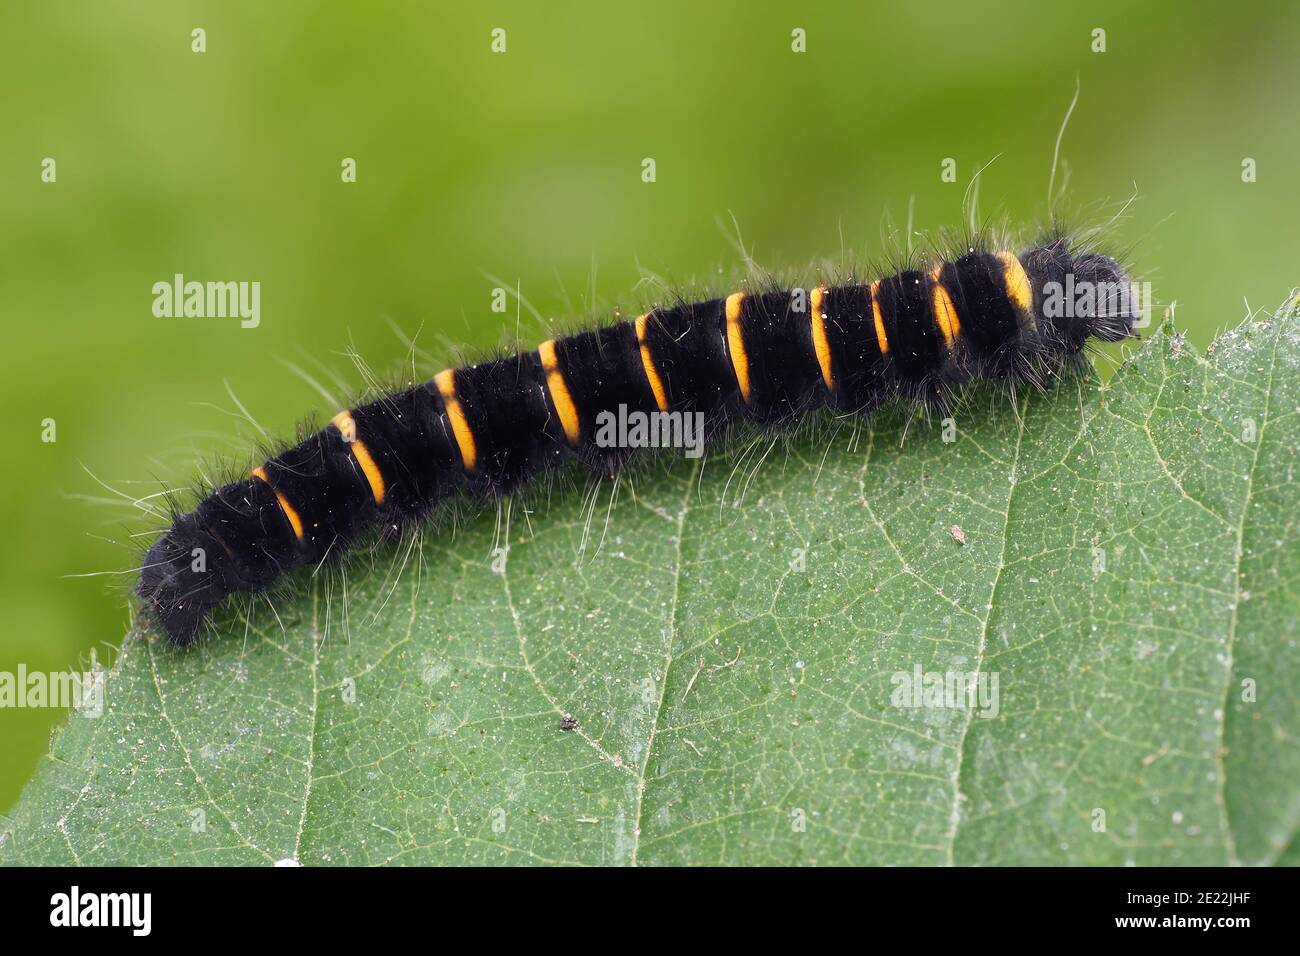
<box><xmin>4</xmin><ymin>301</ymin><xmax>1299</xmax><ymax>866</ymax></box>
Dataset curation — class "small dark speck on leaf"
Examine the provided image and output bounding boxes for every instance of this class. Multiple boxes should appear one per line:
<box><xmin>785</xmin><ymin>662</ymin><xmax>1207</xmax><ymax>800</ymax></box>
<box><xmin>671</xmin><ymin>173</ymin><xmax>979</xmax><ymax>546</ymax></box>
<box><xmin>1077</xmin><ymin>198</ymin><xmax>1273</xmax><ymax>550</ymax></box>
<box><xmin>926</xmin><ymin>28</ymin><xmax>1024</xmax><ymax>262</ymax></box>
<box><xmin>559</xmin><ymin>714</ymin><xmax>578</xmax><ymax>731</ymax></box>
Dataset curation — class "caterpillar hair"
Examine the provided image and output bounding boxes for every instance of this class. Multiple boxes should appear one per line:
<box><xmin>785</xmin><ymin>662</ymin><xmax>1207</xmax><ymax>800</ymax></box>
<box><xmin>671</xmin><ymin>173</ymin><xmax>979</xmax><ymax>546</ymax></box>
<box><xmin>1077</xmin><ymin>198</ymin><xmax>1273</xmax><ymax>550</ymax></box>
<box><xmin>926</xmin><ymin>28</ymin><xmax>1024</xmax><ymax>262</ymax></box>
<box><xmin>138</xmin><ymin>232</ymin><xmax>1141</xmax><ymax>646</ymax></box>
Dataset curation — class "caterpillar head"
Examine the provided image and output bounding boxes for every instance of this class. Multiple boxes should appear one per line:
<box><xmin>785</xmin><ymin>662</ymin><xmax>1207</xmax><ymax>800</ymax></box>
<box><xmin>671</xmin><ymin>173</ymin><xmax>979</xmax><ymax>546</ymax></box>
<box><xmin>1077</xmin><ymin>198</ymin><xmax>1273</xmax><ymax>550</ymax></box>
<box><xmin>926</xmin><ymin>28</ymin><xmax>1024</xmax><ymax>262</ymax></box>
<box><xmin>1023</xmin><ymin>240</ymin><xmax>1144</xmax><ymax>351</ymax></box>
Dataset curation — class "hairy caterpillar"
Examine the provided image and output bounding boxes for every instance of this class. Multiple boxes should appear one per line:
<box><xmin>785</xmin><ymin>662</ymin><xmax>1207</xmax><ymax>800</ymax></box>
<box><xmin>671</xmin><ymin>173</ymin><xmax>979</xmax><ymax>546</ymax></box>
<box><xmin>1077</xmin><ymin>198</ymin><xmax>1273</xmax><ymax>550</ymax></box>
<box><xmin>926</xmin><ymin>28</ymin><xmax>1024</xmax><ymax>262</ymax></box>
<box><xmin>139</xmin><ymin>234</ymin><xmax>1140</xmax><ymax>645</ymax></box>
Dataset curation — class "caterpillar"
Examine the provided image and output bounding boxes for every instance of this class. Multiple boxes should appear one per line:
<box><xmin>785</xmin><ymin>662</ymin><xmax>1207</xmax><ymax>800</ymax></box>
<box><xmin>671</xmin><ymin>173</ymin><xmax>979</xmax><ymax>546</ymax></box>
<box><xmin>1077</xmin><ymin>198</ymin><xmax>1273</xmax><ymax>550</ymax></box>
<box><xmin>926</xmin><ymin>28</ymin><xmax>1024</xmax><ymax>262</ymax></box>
<box><xmin>139</xmin><ymin>234</ymin><xmax>1141</xmax><ymax>646</ymax></box>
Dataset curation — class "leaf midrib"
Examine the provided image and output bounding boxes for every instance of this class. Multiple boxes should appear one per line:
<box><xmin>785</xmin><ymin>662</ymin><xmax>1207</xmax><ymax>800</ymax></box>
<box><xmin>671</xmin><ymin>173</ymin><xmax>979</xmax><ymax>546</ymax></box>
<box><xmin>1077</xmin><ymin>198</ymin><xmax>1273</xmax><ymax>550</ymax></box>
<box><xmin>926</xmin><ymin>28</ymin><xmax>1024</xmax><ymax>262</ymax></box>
<box><xmin>1215</xmin><ymin>318</ymin><xmax>1281</xmax><ymax>865</ymax></box>
<box><xmin>629</xmin><ymin>458</ymin><xmax>700</xmax><ymax>865</ymax></box>
<box><xmin>944</xmin><ymin>392</ymin><xmax>1029</xmax><ymax>865</ymax></box>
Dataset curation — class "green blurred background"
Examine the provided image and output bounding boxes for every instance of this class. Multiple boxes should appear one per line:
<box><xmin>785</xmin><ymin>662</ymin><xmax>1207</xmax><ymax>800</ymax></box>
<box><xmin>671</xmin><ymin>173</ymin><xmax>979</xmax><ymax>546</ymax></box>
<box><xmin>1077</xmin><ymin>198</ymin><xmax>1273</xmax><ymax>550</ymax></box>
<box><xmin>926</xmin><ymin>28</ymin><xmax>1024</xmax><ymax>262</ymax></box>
<box><xmin>1</xmin><ymin>0</ymin><xmax>1297</xmax><ymax>812</ymax></box>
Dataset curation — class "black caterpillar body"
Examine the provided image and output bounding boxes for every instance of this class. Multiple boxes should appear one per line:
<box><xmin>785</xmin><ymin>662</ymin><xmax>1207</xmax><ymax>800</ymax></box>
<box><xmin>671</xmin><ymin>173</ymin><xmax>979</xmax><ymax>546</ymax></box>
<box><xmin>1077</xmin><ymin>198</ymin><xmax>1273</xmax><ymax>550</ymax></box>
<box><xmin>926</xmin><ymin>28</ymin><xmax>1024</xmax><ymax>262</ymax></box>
<box><xmin>140</xmin><ymin>237</ymin><xmax>1140</xmax><ymax>645</ymax></box>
